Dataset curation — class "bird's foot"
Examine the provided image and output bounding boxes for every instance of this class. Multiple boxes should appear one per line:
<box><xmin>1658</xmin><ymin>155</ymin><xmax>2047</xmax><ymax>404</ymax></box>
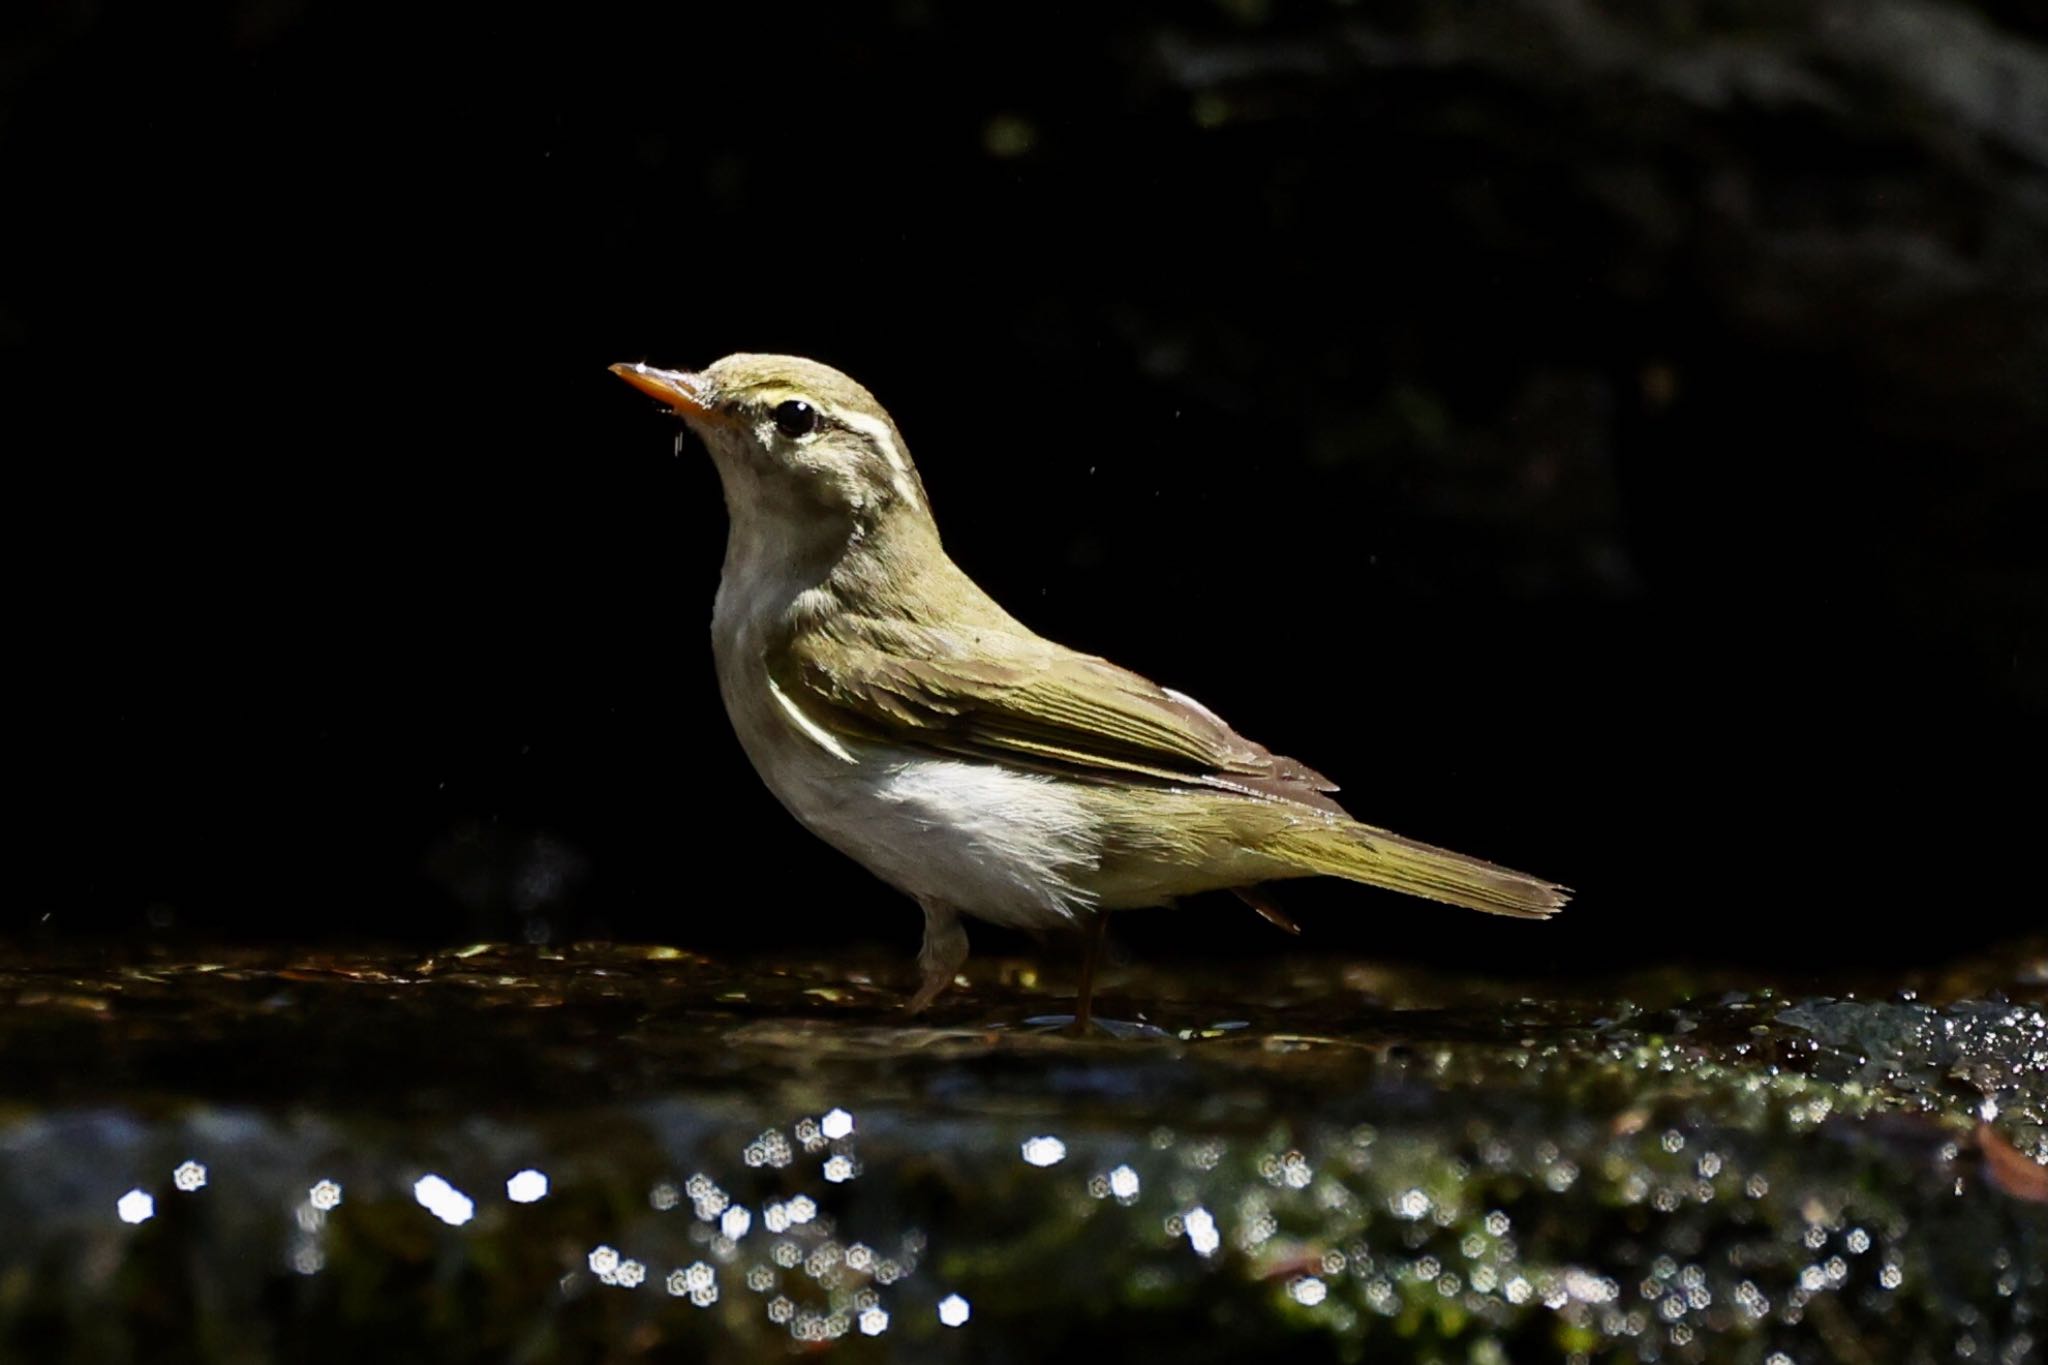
<box><xmin>1020</xmin><ymin>1013</ymin><xmax>1172</xmax><ymax>1040</ymax></box>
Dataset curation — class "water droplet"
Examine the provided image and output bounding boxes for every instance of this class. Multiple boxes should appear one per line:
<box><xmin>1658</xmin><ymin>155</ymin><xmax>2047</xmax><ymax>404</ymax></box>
<box><xmin>1020</xmin><ymin>1135</ymin><xmax>1067</xmax><ymax>1167</ymax></box>
<box><xmin>1289</xmin><ymin>1276</ymin><xmax>1327</xmax><ymax>1306</ymax></box>
<box><xmin>1184</xmin><ymin>1207</ymin><xmax>1221</xmax><ymax>1257</ymax></box>
<box><xmin>116</xmin><ymin>1189</ymin><xmax>154</xmax><ymax>1224</ymax></box>
<box><xmin>506</xmin><ymin>1169</ymin><xmax>549</xmax><ymax>1203</ymax></box>
<box><xmin>412</xmin><ymin>1175</ymin><xmax>474</xmax><ymax>1226</ymax></box>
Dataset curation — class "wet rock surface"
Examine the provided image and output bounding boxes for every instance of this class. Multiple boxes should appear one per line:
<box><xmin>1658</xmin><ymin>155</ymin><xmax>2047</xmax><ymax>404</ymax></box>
<box><xmin>2</xmin><ymin>941</ymin><xmax>2043</xmax><ymax>1362</ymax></box>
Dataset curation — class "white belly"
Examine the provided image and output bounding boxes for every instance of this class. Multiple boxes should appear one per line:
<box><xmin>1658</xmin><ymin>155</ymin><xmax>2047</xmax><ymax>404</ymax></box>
<box><xmin>713</xmin><ymin>634</ymin><xmax>1099</xmax><ymax>931</ymax></box>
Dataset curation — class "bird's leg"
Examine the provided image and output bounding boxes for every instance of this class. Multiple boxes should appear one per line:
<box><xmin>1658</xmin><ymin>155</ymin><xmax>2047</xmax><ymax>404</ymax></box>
<box><xmin>1072</xmin><ymin>912</ymin><xmax>1109</xmax><ymax>1033</ymax></box>
<box><xmin>907</xmin><ymin>898</ymin><xmax>969</xmax><ymax>1014</ymax></box>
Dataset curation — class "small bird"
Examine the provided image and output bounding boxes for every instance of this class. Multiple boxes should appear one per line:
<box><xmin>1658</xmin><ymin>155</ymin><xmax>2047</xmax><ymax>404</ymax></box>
<box><xmin>612</xmin><ymin>354</ymin><xmax>1569</xmax><ymax>1025</ymax></box>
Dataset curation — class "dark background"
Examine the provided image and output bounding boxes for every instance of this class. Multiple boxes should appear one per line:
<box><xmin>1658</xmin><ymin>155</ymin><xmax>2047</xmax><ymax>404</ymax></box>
<box><xmin>7</xmin><ymin>0</ymin><xmax>2045</xmax><ymax>975</ymax></box>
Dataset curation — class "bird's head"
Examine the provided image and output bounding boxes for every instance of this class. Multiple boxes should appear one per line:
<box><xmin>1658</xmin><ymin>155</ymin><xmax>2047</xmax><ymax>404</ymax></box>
<box><xmin>612</xmin><ymin>354</ymin><xmax>931</xmax><ymax>539</ymax></box>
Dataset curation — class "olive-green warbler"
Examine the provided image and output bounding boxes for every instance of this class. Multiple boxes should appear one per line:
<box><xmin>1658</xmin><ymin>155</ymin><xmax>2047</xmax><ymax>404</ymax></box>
<box><xmin>613</xmin><ymin>354</ymin><xmax>1568</xmax><ymax>1024</ymax></box>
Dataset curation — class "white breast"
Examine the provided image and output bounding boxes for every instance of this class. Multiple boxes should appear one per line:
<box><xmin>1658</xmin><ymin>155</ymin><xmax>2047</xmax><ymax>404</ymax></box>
<box><xmin>711</xmin><ymin>570</ymin><xmax>1099</xmax><ymax>932</ymax></box>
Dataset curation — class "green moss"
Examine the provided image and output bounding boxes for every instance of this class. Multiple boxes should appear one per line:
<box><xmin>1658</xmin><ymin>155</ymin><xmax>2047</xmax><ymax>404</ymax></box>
<box><xmin>0</xmin><ymin>941</ymin><xmax>2042</xmax><ymax>1361</ymax></box>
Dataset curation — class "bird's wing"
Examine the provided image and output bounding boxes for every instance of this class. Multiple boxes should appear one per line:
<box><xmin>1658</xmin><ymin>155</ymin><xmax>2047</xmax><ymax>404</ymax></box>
<box><xmin>769</xmin><ymin>617</ymin><xmax>1345</xmax><ymax>812</ymax></box>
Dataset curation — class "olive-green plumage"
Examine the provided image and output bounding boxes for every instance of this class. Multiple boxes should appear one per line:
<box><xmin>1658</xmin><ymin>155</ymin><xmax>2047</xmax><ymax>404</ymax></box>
<box><xmin>768</xmin><ymin>604</ymin><xmax>1567</xmax><ymax>921</ymax></box>
<box><xmin>611</xmin><ymin>352</ymin><xmax>1569</xmax><ymax>1020</ymax></box>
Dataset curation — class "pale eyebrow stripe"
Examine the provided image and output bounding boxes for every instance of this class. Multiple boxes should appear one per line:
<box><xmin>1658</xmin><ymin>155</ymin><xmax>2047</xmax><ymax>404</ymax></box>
<box><xmin>834</xmin><ymin>407</ymin><xmax>923</xmax><ymax>506</ymax></box>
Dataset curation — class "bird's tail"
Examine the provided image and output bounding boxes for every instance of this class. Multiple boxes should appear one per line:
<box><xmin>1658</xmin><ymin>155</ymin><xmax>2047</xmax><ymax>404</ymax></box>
<box><xmin>1260</xmin><ymin>821</ymin><xmax>1570</xmax><ymax>920</ymax></box>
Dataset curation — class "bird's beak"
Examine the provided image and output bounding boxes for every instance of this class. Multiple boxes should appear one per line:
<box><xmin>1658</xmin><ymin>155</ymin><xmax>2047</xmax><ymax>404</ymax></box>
<box><xmin>609</xmin><ymin>362</ymin><xmax>727</xmax><ymax>424</ymax></box>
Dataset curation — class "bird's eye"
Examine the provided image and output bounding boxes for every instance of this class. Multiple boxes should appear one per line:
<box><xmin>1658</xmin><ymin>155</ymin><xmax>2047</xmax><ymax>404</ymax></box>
<box><xmin>773</xmin><ymin>400</ymin><xmax>819</xmax><ymax>439</ymax></box>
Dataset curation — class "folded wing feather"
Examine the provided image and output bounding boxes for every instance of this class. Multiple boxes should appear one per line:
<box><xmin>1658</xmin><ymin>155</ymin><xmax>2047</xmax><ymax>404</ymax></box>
<box><xmin>770</xmin><ymin>618</ymin><xmax>1346</xmax><ymax>813</ymax></box>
